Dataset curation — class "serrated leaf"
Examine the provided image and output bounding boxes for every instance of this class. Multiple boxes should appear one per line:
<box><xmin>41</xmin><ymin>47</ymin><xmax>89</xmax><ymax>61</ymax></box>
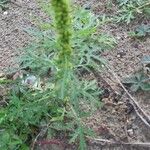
<box><xmin>130</xmin><ymin>84</ymin><xmax>140</xmax><ymax>92</ymax></box>
<box><xmin>122</xmin><ymin>76</ymin><xmax>138</xmax><ymax>84</ymax></box>
<box><xmin>79</xmin><ymin>127</ymin><xmax>87</xmax><ymax>150</ymax></box>
<box><xmin>0</xmin><ymin>77</ymin><xmax>12</xmax><ymax>84</ymax></box>
<box><xmin>84</xmin><ymin>126</ymin><xmax>95</xmax><ymax>137</ymax></box>
<box><xmin>141</xmin><ymin>55</ymin><xmax>150</xmax><ymax>64</ymax></box>
<box><xmin>141</xmin><ymin>83</ymin><xmax>150</xmax><ymax>91</ymax></box>
<box><xmin>69</xmin><ymin>128</ymin><xmax>80</xmax><ymax>143</ymax></box>
<box><xmin>144</xmin><ymin>7</ymin><xmax>150</xmax><ymax>16</ymax></box>
<box><xmin>136</xmin><ymin>25</ymin><xmax>150</xmax><ymax>36</ymax></box>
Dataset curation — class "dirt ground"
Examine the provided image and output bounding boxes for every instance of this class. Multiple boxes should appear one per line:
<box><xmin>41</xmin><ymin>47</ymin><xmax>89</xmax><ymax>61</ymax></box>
<box><xmin>0</xmin><ymin>0</ymin><xmax>150</xmax><ymax>150</ymax></box>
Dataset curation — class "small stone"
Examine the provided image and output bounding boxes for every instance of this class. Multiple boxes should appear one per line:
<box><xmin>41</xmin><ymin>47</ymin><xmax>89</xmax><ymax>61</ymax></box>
<box><xmin>3</xmin><ymin>11</ymin><xmax>8</xmax><ymax>15</ymax></box>
<box><xmin>117</xmin><ymin>51</ymin><xmax>126</xmax><ymax>58</ymax></box>
<box><xmin>127</xmin><ymin>129</ymin><xmax>134</xmax><ymax>137</ymax></box>
<box><xmin>25</xmin><ymin>75</ymin><xmax>37</xmax><ymax>85</ymax></box>
<box><xmin>117</xmin><ymin>54</ymin><xmax>120</xmax><ymax>58</ymax></box>
<box><xmin>0</xmin><ymin>73</ymin><xmax>5</xmax><ymax>77</ymax></box>
<box><xmin>101</xmin><ymin>64</ymin><xmax>105</xmax><ymax>68</ymax></box>
<box><xmin>116</xmin><ymin>36</ymin><xmax>121</xmax><ymax>40</ymax></box>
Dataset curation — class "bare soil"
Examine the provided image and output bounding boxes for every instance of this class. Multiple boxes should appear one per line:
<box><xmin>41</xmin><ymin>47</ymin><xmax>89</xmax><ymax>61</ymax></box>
<box><xmin>0</xmin><ymin>0</ymin><xmax>150</xmax><ymax>150</ymax></box>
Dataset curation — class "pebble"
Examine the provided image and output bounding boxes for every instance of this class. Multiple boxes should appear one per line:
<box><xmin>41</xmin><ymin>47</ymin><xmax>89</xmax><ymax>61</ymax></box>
<box><xmin>117</xmin><ymin>51</ymin><xmax>126</xmax><ymax>58</ymax></box>
<box><xmin>127</xmin><ymin>129</ymin><xmax>134</xmax><ymax>137</ymax></box>
<box><xmin>25</xmin><ymin>75</ymin><xmax>37</xmax><ymax>85</ymax></box>
<box><xmin>117</xmin><ymin>54</ymin><xmax>120</xmax><ymax>58</ymax></box>
<box><xmin>102</xmin><ymin>64</ymin><xmax>105</xmax><ymax>68</ymax></box>
<box><xmin>0</xmin><ymin>73</ymin><xmax>5</xmax><ymax>77</ymax></box>
<box><xmin>3</xmin><ymin>11</ymin><xmax>8</xmax><ymax>15</ymax></box>
<box><xmin>116</xmin><ymin>36</ymin><xmax>121</xmax><ymax>40</ymax></box>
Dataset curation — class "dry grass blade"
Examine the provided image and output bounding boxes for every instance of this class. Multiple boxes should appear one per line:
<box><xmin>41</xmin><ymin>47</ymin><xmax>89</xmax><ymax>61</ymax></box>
<box><xmin>90</xmin><ymin>138</ymin><xmax>150</xmax><ymax>148</ymax></box>
<box><xmin>106</xmin><ymin>65</ymin><xmax>150</xmax><ymax>128</ymax></box>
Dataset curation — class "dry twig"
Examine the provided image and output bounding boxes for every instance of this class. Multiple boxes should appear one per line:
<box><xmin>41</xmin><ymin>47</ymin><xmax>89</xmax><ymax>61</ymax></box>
<box><xmin>90</xmin><ymin>138</ymin><xmax>150</xmax><ymax>148</ymax></box>
<box><xmin>106</xmin><ymin>65</ymin><xmax>150</xmax><ymax>128</ymax></box>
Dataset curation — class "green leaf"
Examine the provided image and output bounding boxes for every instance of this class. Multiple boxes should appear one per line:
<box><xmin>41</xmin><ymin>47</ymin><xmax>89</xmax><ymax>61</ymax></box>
<box><xmin>144</xmin><ymin>7</ymin><xmax>150</xmax><ymax>16</ymax></box>
<box><xmin>0</xmin><ymin>110</ymin><xmax>7</xmax><ymax>124</ymax></box>
<box><xmin>0</xmin><ymin>77</ymin><xmax>12</xmax><ymax>84</ymax></box>
<box><xmin>136</xmin><ymin>24</ymin><xmax>150</xmax><ymax>36</ymax></box>
<box><xmin>50</xmin><ymin>108</ymin><xmax>65</xmax><ymax>122</ymax></box>
<box><xmin>69</xmin><ymin>128</ymin><xmax>80</xmax><ymax>143</ymax></box>
<box><xmin>141</xmin><ymin>55</ymin><xmax>150</xmax><ymax>64</ymax></box>
<box><xmin>123</xmin><ymin>76</ymin><xmax>138</xmax><ymax>84</ymax></box>
<box><xmin>79</xmin><ymin>127</ymin><xmax>87</xmax><ymax>150</ymax></box>
<box><xmin>130</xmin><ymin>84</ymin><xmax>140</xmax><ymax>92</ymax></box>
<box><xmin>141</xmin><ymin>83</ymin><xmax>150</xmax><ymax>91</ymax></box>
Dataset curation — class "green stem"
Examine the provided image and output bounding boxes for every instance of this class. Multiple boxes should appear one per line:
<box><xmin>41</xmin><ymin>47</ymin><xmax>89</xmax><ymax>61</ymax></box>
<box><xmin>51</xmin><ymin>0</ymin><xmax>73</xmax><ymax>99</ymax></box>
<box><xmin>51</xmin><ymin>0</ymin><xmax>72</xmax><ymax>65</ymax></box>
<box><xmin>138</xmin><ymin>2</ymin><xmax>150</xmax><ymax>10</ymax></box>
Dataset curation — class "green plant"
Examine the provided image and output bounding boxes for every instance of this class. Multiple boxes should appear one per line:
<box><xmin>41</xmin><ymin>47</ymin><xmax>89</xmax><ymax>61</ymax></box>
<box><xmin>0</xmin><ymin>77</ymin><xmax>11</xmax><ymax>84</ymax></box>
<box><xmin>19</xmin><ymin>6</ymin><xmax>115</xmax><ymax>76</ymax></box>
<box><xmin>0</xmin><ymin>0</ymin><xmax>9</xmax><ymax>10</ymax></box>
<box><xmin>129</xmin><ymin>24</ymin><xmax>150</xmax><ymax>37</ymax></box>
<box><xmin>123</xmin><ymin>72</ymin><xmax>150</xmax><ymax>92</ymax></box>
<box><xmin>0</xmin><ymin>1</ymin><xmax>115</xmax><ymax>150</ymax></box>
<box><xmin>115</xmin><ymin>0</ymin><xmax>150</xmax><ymax>24</ymax></box>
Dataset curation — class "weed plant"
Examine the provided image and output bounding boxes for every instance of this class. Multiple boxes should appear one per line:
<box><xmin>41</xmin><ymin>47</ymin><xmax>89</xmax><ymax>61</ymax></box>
<box><xmin>123</xmin><ymin>72</ymin><xmax>150</xmax><ymax>92</ymax></box>
<box><xmin>129</xmin><ymin>24</ymin><xmax>150</xmax><ymax>38</ymax></box>
<box><xmin>0</xmin><ymin>0</ymin><xmax>9</xmax><ymax>10</ymax></box>
<box><xmin>0</xmin><ymin>0</ymin><xmax>115</xmax><ymax>149</ymax></box>
<box><xmin>123</xmin><ymin>56</ymin><xmax>150</xmax><ymax>92</ymax></box>
<box><xmin>115</xmin><ymin>0</ymin><xmax>150</xmax><ymax>24</ymax></box>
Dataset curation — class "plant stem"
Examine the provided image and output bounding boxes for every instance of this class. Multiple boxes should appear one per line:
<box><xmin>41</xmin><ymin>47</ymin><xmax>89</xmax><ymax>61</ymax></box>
<box><xmin>51</xmin><ymin>0</ymin><xmax>73</xmax><ymax>100</ymax></box>
<box><xmin>51</xmin><ymin>0</ymin><xmax>72</xmax><ymax>67</ymax></box>
<box><xmin>138</xmin><ymin>2</ymin><xmax>150</xmax><ymax>10</ymax></box>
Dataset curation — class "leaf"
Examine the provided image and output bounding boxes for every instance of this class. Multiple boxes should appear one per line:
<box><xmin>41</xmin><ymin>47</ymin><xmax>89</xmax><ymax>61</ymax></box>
<box><xmin>0</xmin><ymin>110</ymin><xmax>7</xmax><ymax>124</ymax></box>
<box><xmin>79</xmin><ymin>111</ymin><xmax>91</xmax><ymax>118</ymax></box>
<box><xmin>23</xmin><ymin>28</ymin><xmax>44</xmax><ymax>38</ymax></box>
<box><xmin>79</xmin><ymin>127</ymin><xmax>87</xmax><ymax>150</ymax></box>
<box><xmin>91</xmin><ymin>55</ymin><xmax>107</xmax><ymax>65</ymax></box>
<box><xmin>0</xmin><ymin>0</ymin><xmax>9</xmax><ymax>10</ymax></box>
<box><xmin>127</xmin><ymin>11</ymin><xmax>134</xmax><ymax>24</ymax></box>
<box><xmin>141</xmin><ymin>83</ymin><xmax>150</xmax><ymax>91</ymax></box>
<box><xmin>75</xmin><ymin>27</ymin><xmax>96</xmax><ymax>37</ymax></box>
<box><xmin>136</xmin><ymin>24</ymin><xmax>150</xmax><ymax>36</ymax></box>
<box><xmin>144</xmin><ymin>7</ymin><xmax>150</xmax><ymax>16</ymax></box>
<box><xmin>122</xmin><ymin>76</ymin><xmax>138</xmax><ymax>84</ymax></box>
<box><xmin>38</xmin><ymin>23</ymin><xmax>53</xmax><ymax>30</ymax></box>
<box><xmin>50</xmin><ymin>108</ymin><xmax>65</xmax><ymax>122</ymax></box>
<box><xmin>123</xmin><ymin>72</ymin><xmax>150</xmax><ymax>92</ymax></box>
<box><xmin>2</xmin><ymin>132</ymin><xmax>10</xmax><ymax>141</ymax></box>
<box><xmin>130</xmin><ymin>84</ymin><xmax>140</xmax><ymax>92</ymax></box>
<box><xmin>69</xmin><ymin>128</ymin><xmax>80</xmax><ymax>143</ymax></box>
<box><xmin>141</xmin><ymin>55</ymin><xmax>150</xmax><ymax>64</ymax></box>
<box><xmin>0</xmin><ymin>77</ymin><xmax>12</xmax><ymax>84</ymax></box>
<box><xmin>83</xmin><ymin>126</ymin><xmax>95</xmax><ymax>137</ymax></box>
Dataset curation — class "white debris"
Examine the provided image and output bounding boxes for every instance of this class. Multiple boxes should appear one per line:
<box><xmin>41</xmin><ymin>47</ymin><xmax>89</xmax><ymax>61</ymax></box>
<box><xmin>3</xmin><ymin>11</ymin><xmax>8</xmax><ymax>15</ymax></box>
<box><xmin>127</xmin><ymin>129</ymin><xmax>134</xmax><ymax>137</ymax></box>
<box><xmin>22</xmin><ymin>75</ymin><xmax>38</xmax><ymax>87</ymax></box>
